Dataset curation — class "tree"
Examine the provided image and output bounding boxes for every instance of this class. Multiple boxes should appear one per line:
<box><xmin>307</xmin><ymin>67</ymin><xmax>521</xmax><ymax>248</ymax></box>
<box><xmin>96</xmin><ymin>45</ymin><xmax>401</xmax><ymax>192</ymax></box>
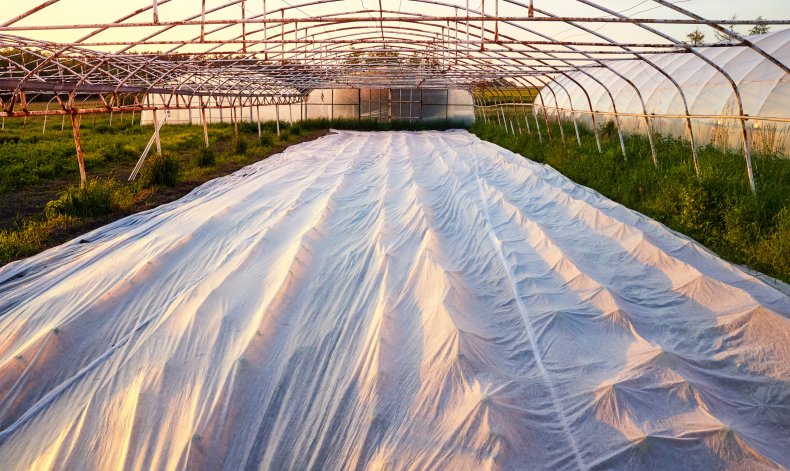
<box><xmin>686</xmin><ymin>29</ymin><xmax>706</xmax><ymax>45</ymax></box>
<box><xmin>714</xmin><ymin>15</ymin><xmax>738</xmax><ymax>42</ymax></box>
<box><xmin>750</xmin><ymin>16</ymin><xmax>770</xmax><ymax>35</ymax></box>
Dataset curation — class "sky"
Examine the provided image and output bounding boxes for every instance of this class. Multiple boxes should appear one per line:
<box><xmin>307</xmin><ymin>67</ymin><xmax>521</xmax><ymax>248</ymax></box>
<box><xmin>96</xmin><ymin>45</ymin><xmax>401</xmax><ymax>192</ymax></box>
<box><xmin>0</xmin><ymin>0</ymin><xmax>788</xmax><ymax>53</ymax></box>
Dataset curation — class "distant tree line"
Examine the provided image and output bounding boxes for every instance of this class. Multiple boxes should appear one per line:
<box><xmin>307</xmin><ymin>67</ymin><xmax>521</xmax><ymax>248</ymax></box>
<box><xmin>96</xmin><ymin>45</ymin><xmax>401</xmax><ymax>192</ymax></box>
<box><xmin>685</xmin><ymin>16</ymin><xmax>771</xmax><ymax>46</ymax></box>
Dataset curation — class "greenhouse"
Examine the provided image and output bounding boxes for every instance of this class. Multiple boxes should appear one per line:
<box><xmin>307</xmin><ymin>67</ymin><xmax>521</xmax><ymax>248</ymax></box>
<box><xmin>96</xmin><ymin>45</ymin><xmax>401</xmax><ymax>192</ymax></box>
<box><xmin>0</xmin><ymin>2</ymin><xmax>789</xmax><ymax>470</ymax></box>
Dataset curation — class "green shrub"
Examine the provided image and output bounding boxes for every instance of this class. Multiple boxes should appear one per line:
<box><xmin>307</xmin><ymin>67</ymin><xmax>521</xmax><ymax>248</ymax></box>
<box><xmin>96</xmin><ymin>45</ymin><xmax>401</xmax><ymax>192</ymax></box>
<box><xmin>142</xmin><ymin>154</ymin><xmax>180</xmax><ymax>187</ymax></box>
<box><xmin>234</xmin><ymin>137</ymin><xmax>248</xmax><ymax>155</ymax></box>
<box><xmin>44</xmin><ymin>179</ymin><xmax>115</xmax><ymax>219</ymax></box>
<box><xmin>195</xmin><ymin>147</ymin><xmax>216</xmax><ymax>167</ymax></box>
<box><xmin>289</xmin><ymin>124</ymin><xmax>302</xmax><ymax>136</ymax></box>
<box><xmin>258</xmin><ymin>131</ymin><xmax>273</xmax><ymax>147</ymax></box>
<box><xmin>278</xmin><ymin>130</ymin><xmax>290</xmax><ymax>142</ymax></box>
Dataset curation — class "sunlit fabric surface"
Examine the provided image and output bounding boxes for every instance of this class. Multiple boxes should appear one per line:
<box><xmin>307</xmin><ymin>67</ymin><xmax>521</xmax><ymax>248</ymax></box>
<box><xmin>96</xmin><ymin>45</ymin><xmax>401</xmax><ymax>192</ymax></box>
<box><xmin>0</xmin><ymin>131</ymin><xmax>789</xmax><ymax>470</ymax></box>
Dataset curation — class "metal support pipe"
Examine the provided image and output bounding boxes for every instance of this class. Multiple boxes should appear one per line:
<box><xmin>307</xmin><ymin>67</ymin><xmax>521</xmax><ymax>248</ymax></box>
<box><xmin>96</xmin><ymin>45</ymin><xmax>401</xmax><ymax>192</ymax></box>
<box><xmin>201</xmin><ymin>106</ymin><xmax>209</xmax><ymax>148</ymax></box>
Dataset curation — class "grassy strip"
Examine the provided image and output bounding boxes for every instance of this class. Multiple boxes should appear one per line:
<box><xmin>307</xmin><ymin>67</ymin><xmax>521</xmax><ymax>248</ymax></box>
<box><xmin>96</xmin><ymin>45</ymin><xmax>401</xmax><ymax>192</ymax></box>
<box><xmin>470</xmin><ymin>120</ymin><xmax>790</xmax><ymax>283</ymax></box>
<box><xmin>0</xmin><ymin>118</ymin><xmax>469</xmax><ymax>266</ymax></box>
<box><xmin>0</xmin><ymin>120</ymin><xmax>319</xmax><ymax>265</ymax></box>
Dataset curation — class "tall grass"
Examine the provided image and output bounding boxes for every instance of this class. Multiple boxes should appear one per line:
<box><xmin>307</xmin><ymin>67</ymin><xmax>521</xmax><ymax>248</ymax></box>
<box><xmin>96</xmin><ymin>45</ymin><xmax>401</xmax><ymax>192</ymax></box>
<box><xmin>471</xmin><ymin>119</ymin><xmax>790</xmax><ymax>283</ymax></box>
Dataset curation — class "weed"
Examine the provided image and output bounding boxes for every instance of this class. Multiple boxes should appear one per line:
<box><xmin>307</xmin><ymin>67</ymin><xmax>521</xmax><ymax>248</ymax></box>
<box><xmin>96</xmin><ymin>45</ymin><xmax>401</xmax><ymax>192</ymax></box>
<box><xmin>195</xmin><ymin>147</ymin><xmax>216</xmax><ymax>167</ymax></box>
<box><xmin>142</xmin><ymin>154</ymin><xmax>180</xmax><ymax>187</ymax></box>
<box><xmin>44</xmin><ymin>179</ymin><xmax>115</xmax><ymax>219</ymax></box>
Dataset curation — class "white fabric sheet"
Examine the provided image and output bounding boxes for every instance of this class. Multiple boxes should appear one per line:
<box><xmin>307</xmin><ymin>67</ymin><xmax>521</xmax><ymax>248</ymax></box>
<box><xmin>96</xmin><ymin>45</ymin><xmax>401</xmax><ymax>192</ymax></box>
<box><xmin>0</xmin><ymin>130</ymin><xmax>788</xmax><ymax>470</ymax></box>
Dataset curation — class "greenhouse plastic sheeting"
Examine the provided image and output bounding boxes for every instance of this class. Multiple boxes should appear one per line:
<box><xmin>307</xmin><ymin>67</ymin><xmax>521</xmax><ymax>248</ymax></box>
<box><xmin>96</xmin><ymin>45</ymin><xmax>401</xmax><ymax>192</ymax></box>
<box><xmin>0</xmin><ymin>131</ymin><xmax>789</xmax><ymax>470</ymax></box>
<box><xmin>534</xmin><ymin>28</ymin><xmax>790</xmax><ymax>153</ymax></box>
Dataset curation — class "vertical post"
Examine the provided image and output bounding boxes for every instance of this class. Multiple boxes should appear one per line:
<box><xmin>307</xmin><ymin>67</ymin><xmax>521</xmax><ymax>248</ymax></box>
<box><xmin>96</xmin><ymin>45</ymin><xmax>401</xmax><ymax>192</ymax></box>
<box><xmin>200</xmin><ymin>0</ymin><xmax>206</xmax><ymax>42</ymax></box>
<box><xmin>153</xmin><ymin>0</ymin><xmax>159</xmax><ymax>23</ymax></box>
<box><xmin>256</xmin><ymin>104</ymin><xmax>262</xmax><ymax>139</ymax></box>
<box><xmin>152</xmin><ymin>108</ymin><xmax>162</xmax><ymax>155</ymax></box>
<box><xmin>70</xmin><ymin>111</ymin><xmax>86</xmax><ymax>187</ymax></box>
<box><xmin>275</xmin><ymin>102</ymin><xmax>281</xmax><ymax>136</ymax></box>
<box><xmin>331</xmin><ymin>89</ymin><xmax>334</xmax><ymax>121</ymax></box>
<box><xmin>201</xmin><ymin>106</ymin><xmax>209</xmax><ymax>148</ymax></box>
<box><xmin>262</xmin><ymin>0</ymin><xmax>268</xmax><ymax>60</ymax></box>
<box><xmin>555</xmin><ymin>106</ymin><xmax>565</xmax><ymax>142</ymax></box>
<box><xmin>480</xmin><ymin>0</ymin><xmax>485</xmax><ymax>51</ymax></box>
<box><xmin>446</xmin><ymin>88</ymin><xmax>449</xmax><ymax>121</ymax></box>
<box><xmin>686</xmin><ymin>118</ymin><xmax>700</xmax><ymax>176</ymax></box>
<box><xmin>646</xmin><ymin>114</ymin><xmax>658</xmax><ymax>166</ymax></box>
<box><xmin>614</xmin><ymin>113</ymin><xmax>626</xmax><ymax>158</ymax></box>
<box><xmin>740</xmin><ymin>116</ymin><xmax>756</xmax><ymax>192</ymax></box>
<box><xmin>534</xmin><ymin>112</ymin><xmax>543</xmax><ymax>143</ymax></box>
<box><xmin>241</xmin><ymin>0</ymin><xmax>247</xmax><ymax>53</ymax></box>
<box><xmin>232</xmin><ymin>100</ymin><xmax>239</xmax><ymax>141</ymax></box>
<box><xmin>358</xmin><ymin>88</ymin><xmax>362</xmax><ymax>121</ymax></box>
<box><xmin>289</xmin><ymin>101</ymin><xmax>293</xmax><ymax>123</ymax></box>
<box><xmin>572</xmin><ymin>112</ymin><xmax>581</xmax><ymax>146</ymax></box>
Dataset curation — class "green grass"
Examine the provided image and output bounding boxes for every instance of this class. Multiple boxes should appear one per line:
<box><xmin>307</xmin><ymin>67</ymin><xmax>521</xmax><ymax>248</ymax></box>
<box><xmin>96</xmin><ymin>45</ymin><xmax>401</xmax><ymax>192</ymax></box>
<box><xmin>1</xmin><ymin>113</ymin><xmax>787</xmax><ymax>284</ymax></box>
<box><xmin>470</xmin><ymin>117</ymin><xmax>790</xmax><ymax>283</ymax></box>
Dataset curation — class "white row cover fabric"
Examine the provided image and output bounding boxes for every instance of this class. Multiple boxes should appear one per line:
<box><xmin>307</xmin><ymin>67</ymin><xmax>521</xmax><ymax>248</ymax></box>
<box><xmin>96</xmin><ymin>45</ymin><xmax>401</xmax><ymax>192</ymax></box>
<box><xmin>535</xmin><ymin>29</ymin><xmax>790</xmax><ymax>155</ymax></box>
<box><xmin>0</xmin><ymin>131</ymin><xmax>789</xmax><ymax>470</ymax></box>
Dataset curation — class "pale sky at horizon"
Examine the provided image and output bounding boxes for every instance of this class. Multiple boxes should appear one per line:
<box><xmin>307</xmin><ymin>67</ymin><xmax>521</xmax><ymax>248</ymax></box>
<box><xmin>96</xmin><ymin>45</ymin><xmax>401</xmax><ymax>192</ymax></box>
<box><xmin>0</xmin><ymin>0</ymin><xmax>788</xmax><ymax>54</ymax></box>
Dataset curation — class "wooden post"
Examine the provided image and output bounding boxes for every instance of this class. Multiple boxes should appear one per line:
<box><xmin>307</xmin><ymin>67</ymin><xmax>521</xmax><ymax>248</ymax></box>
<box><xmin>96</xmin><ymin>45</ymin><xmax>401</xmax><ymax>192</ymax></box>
<box><xmin>201</xmin><ymin>106</ymin><xmax>209</xmax><ymax>148</ymax></box>
<box><xmin>70</xmin><ymin>112</ymin><xmax>86</xmax><ymax>187</ymax></box>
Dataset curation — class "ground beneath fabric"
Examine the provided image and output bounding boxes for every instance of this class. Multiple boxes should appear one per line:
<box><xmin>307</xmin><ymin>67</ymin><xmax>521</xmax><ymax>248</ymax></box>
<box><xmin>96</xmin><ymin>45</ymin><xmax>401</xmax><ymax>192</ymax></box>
<box><xmin>0</xmin><ymin>130</ymin><xmax>789</xmax><ymax>470</ymax></box>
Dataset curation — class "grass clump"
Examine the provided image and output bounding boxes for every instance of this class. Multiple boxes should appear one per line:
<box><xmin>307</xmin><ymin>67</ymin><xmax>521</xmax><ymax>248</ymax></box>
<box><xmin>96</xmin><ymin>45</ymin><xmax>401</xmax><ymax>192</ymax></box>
<box><xmin>195</xmin><ymin>147</ymin><xmax>216</xmax><ymax>167</ymax></box>
<box><xmin>234</xmin><ymin>137</ymin><xmax>249</xmax><ymax>155</ymax></box>
<box><xmin>258</xmin><ymin>131</ymin><xmax>274</xmax><ymax>147</ymax></box>
<box><xmin>0</xmin><ymin>215</ymin><xmax>74</xmax><ymax>263</ymax></box>
<box><xmin>44</xmin><ymin>179</ymin><xmax>115</xmax><ymax>219</ymax></box>
<box><xmin>142</xmin><ymin>154</ymin><xmax>180</xmax><ymax>187</ymax></box>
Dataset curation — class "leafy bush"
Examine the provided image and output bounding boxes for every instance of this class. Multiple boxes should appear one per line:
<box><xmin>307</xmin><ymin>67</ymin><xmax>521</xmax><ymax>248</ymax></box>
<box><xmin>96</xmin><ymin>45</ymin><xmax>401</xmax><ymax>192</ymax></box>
<box><xmin>278</xmin><ymin>130</ymin><xmax>290</xmax><ymax>142</ymax></box>
<box><xmin>234</xmin><ymin>137</ymin><xmax>248</xmax><ymax>155</ymax></box>
<box><xmin>142</xmin><ymin>154</ymin><xmax>180</xmax><ymax>187</ymax></box>
<box><xmin>258</xmin><ymin>131</ymin><xmax>273</xmax><ymax>147</ymax></box>
<box><xmin>195</xmin><ymin>147</ymin><xmax>216</xmax><ymax>167</ymax></box>
<box><xmin>44</xmin><ymin>179</ymin><xmax>115</xmax><ymax>219</ymax></box>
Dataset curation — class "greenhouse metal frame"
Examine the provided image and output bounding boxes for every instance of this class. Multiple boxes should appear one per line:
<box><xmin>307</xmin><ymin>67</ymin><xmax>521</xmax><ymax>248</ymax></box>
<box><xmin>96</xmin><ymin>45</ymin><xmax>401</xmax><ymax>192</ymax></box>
<box><xmin>1</xmin><ymin>1</ymin><xmax>788</xmax><ymax>190</ymax></box>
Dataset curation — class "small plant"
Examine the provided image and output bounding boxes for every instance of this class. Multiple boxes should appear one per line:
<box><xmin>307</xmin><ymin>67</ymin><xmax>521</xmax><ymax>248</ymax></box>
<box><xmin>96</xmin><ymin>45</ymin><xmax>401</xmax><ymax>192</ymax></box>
<box><xmin>278</xmin><ymin>130</ymin><xmax>290</xmax><ymax>142</ymax></box>
<box><xmin>234</xmin><ymin>137</ymin><xmax>248</xmax><ymax>155</ymax></box>
<box><xmin>195</xmin><ymin>146</ymin><xmax>216</xmax><ymax>167</ymax></box>
<box><xmin>600</xmin><ymin>120</ymin><xmax>617</xmax><ymax>139</ymax></box>
<box><xmin>44</xmin><ymin>179</ymin><xmax>115</xmax><ymax>219</ymax></box>
<box><xmin>142</xmin><ymin>154</ymin><xmax>180</xmax><ymax>187</ymax></box>
<box><xmin>289</xmin><ymin>124</ymin><xmax>302</xmax><ymax>136</ymax></box>
<box><xmin>686</xmin><ymin>29</ymin><xmax>706</xmax><ymax>45</ymax></box>
<box><xmin>258</xmin><ymin>131</ymin><xmax>273</xmax><ymax>147</ymax></box>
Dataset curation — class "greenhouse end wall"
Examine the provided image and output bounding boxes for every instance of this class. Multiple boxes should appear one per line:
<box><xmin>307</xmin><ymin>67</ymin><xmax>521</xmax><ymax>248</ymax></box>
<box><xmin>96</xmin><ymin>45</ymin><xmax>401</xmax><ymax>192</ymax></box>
<box><xmin>141</xmin><ymin>88</ymin><xmax>475</xmax><ymax>125</ymax></box>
